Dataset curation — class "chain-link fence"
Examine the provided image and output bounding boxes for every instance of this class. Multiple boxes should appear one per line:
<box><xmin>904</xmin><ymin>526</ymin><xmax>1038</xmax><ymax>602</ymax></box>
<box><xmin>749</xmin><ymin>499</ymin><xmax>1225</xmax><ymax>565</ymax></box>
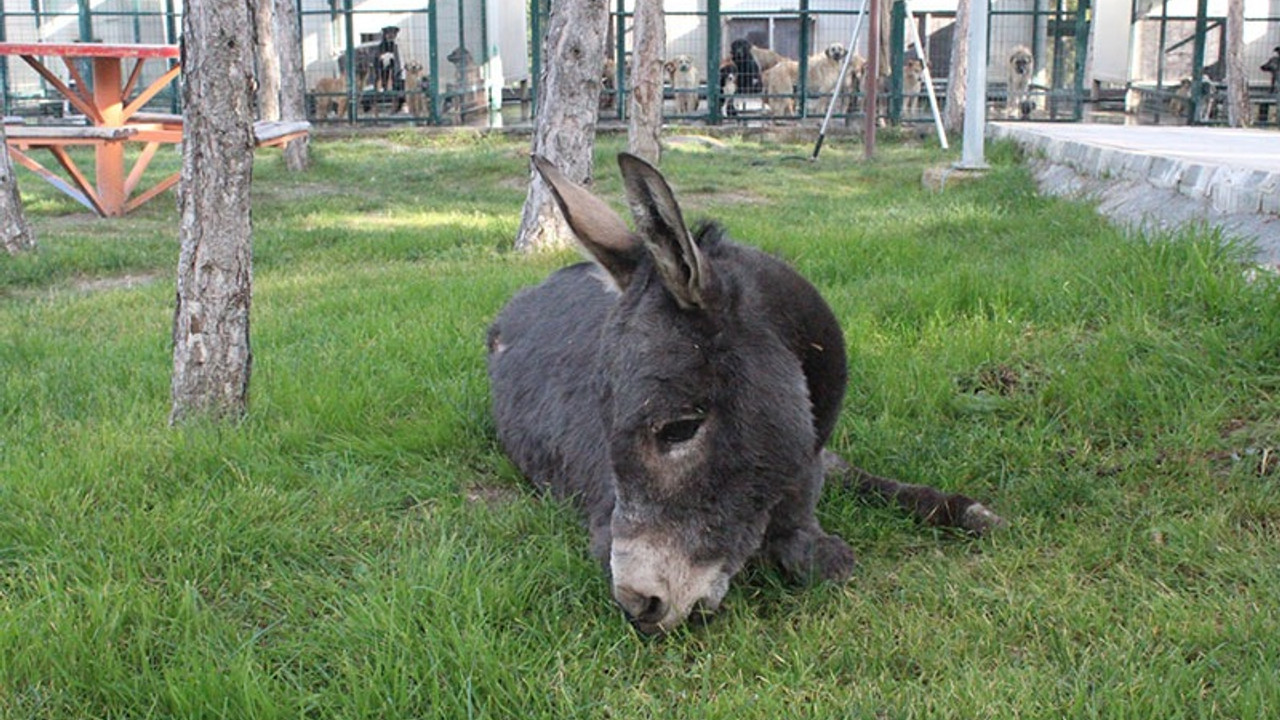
<box><xmin>6</xmin><ymin>1</ymin><xmax>1276</xmax><ymax>128</ymax></box>
<box><xmin>1130</xmin><ymin>2</ymin><xmax>1280</xmax><ymax>126</ymax></box>
<box><xmin>1</xmin><ymin>0</ymin><xmax>181</xmax><ymax>117</ymax></box>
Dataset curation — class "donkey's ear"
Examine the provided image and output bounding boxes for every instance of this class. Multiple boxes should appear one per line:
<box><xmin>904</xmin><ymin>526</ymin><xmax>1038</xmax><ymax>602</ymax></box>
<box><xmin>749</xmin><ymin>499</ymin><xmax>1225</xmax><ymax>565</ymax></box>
<box><xmin>532</xmin><ymin>156</ymin><xmax>638</xmax><ymax>287</ymax></box>
<box><xmin>617</xmin><ymin>153</ymin><xmax>711</xmax><ymax>310</ymax></box>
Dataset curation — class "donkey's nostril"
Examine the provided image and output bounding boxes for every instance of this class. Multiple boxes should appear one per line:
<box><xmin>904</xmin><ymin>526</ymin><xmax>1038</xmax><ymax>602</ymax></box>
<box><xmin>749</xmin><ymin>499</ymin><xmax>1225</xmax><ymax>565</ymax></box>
<box><xmin>615</xmin><ymin>586</ymin><xmax>669</xmax><ymax>630</ymax></box>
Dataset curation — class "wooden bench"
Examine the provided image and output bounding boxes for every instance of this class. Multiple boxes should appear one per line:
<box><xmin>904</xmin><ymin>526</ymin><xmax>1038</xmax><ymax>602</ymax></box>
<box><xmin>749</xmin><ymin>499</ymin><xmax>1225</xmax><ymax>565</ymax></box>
<box><xmin>4</xmin><ymin>124</ymin><xmax>140</xmax><ymax>146</ymax></box>
<box><xmin>4</xmin><ymin>117</ymin><xmax>310</xmax><ymax>216</ymax></box>
<box><xmin>252</xmin><ymin>119</ymin><xmax>311</xmax><ymax>148</ymax></box>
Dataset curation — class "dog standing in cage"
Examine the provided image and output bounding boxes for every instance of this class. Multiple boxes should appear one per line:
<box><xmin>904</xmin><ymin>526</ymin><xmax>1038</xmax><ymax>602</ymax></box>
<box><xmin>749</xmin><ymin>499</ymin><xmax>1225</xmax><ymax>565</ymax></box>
<box><xmin>665</xmin><ymin>55</ymin><xmax>701</xmax><ymax>114</ymax></box>
<box><xmin>1262</xmin><ymin>46</ymin><xmax>1280</xmax><ymax>125</ymax></box>
<box><xmin>403</xmin><ymin>59</ymin><xmax>428</xmax><ymax>117</ymax></box>
<box><xmin>903</xmin><ymin>56</ymin><xmax>924</xmax><ymax>117</ymax></box>
<box><xmin>1007</xmin><ymin>45</ymin><xmax>1034</xmax><ymax>120</ymax></box>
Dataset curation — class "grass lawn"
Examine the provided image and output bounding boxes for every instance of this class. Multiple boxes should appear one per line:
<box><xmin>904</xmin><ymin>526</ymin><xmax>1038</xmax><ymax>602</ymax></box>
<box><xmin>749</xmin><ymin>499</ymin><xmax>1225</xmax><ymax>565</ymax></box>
<box><xmin>2</xmin><ymin>131</ymin><xmax>1279</xmax><ymax>719</ymax></box>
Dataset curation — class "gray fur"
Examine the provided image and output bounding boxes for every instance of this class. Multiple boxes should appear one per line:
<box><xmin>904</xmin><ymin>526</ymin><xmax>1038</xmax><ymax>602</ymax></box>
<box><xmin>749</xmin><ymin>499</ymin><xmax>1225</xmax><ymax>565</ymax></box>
<box><xmin>488</xmin><ymin>154</ymin><xmax>854</xmax><ymax>634</ymax></box>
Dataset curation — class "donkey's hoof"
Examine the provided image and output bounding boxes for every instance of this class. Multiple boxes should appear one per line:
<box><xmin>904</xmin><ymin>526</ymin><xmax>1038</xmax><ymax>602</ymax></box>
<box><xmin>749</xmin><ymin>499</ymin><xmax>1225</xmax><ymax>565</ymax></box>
<box><xmin>962</xmin><ymin>502</ymin><xmax>1008</xmax><ymax>536</ymax></box>
<box><xmin>811</xmin><ymin>535</ymin><xmax>857</xmax><ymax>583</ymax></box>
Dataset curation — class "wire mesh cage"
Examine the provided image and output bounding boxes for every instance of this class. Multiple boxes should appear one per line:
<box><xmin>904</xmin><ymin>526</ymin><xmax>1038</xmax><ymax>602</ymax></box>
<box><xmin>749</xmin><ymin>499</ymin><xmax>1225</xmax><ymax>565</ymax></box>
<box><xmin>1</xmin><ymin>0</ymin><xmax>182</xmax><ymax>117</ymax></box>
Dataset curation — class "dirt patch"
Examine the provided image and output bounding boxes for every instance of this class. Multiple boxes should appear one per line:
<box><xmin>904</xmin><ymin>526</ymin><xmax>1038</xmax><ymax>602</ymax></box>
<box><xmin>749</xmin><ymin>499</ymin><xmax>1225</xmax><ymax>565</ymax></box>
<box><xmin>464</xmin><ymin>481</ymin><xmax>524</xmax><ymax>508</ymax></box>
<box><xmin>73</xmin><ymin>271</ymin><xmax>163</xmax><ymax>293</ymax></box>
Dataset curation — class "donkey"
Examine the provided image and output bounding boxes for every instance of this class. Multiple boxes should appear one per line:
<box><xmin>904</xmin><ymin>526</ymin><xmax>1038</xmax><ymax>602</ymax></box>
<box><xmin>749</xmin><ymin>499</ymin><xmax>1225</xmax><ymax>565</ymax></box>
<box><xmin>487</xmin><ymin>154</ymin><xmax>1003</xmax><ymax>635</ymax></box>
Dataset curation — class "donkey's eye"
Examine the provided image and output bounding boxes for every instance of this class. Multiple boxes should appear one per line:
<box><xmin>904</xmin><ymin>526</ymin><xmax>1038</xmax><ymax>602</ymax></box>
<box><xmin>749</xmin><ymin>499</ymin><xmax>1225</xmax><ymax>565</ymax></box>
<box><xmin>656</xmin><ymin>417</ymin><xmax>704</xmax><ymax>446</ymax></box>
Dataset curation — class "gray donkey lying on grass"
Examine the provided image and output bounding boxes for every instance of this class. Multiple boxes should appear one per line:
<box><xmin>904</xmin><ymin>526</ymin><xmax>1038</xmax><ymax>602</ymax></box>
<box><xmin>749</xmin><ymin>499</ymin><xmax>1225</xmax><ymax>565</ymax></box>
<box><xmin>487</xmin><ymin>154</ymin><xmax>1004</xmax><ymax>635</ymax></box>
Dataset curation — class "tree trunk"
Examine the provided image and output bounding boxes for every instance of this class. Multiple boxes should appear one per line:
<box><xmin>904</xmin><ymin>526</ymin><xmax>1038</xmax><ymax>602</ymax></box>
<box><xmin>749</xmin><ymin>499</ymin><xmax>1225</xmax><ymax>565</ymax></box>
<box><xmin>628</xmin><ymin>0</ymin><xmax>665</xmax><ymax>165</ymax></box>
<box><xmin>170</xmin><ymin>0</ymin><xmax>258</xmax><ymax>425</ymax></box>
<box><xmin>514</xmin><ymin>0</ymin><xmax>610</xmax><ymax>252</ymax></box>
<box><xmin>254</xmin><ymin>0</ymin><xmax>281</xmax><ymax>122</ymax></box>
<box><xmin>275</xmin><ymin>0</ymin><xmax>311</xmax><ymax>170</ymax></box>
<box><xmin>945</xmin><ymin>0</ymin><xmax>971</xmax><ymax>133</ymax></box>
<box><xmin>1</xmin><ymin>126</ymin><xmax>37</xmax><ymax>255</ymax></box>
<box><xmin>1225</xmin><ymin>0</ymin><xmax>1250</xmax><ymax>128</ymax></box>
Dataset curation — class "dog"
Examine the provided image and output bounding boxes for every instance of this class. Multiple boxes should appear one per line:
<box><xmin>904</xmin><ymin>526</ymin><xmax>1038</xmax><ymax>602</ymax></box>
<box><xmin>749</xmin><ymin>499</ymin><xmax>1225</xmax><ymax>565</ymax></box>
<box><xmin>761</xmin><ymin>59</ymin><xmax>798</xmax><ymax>115</ymax></box>
<box><xmin>445</xmin><ymin>46</ymin><xmax>485</xmax><ymax>121</ymax></box>
<box><xmin>312</xmin><ymin>72</ymin><xmax>348</xmax><ymax>120</ymax></box>
<box><xmin>1169</xmin><ymin>76</ymin><xmax>1193</xmax><ymax>118</ymax></box>
<box><xmin>758</xmin><ymin>43</ymin><xmax>854</xmax><ymax>117</ymax></box>
<box><xmin>720</xmin><ymin>66</ymin><xmax>739</xmax><ymax>116</ymax></box>
<box><xmin>403</xmin><ymin>59</ymin><xmax>428</xmax><ymax>117</ymax></box>
<box><xmin>903</xmin><ymin>56</ymin><xmax>924</xmax><ymax>116</ymax></box>
<box><xmin>719</xmin><ymin>39</ymin><xmax>762</xmax><ymax>116</ymax></box>
<box><xmin>601</xmin><ymin>57</ymin><xmax>617</xmax><ymax>110</ymax></box>
<box><xmin>1007</xmin><ymin>44</ymin><xmax>1034</xmax><ymax>119</ymax></box>
<box><xmin>1261</xmin><ymin>46</ymin><xmax>1280</xmax><ymax>124</ymax></box>
<box><xmin>809</xmin><ymin>43</ymin><xmax>855</xmax><ymax>115</ymax></box>
<box><xmin>750</xmin><ymin>45</ymin><xmax>787</xmax><ymax>73</ymax></box>
<box><xmin>664</xmin><ymin>54</ymin><xmax>700</xmax><ymax>114</ymax></box>
<box><xmin>1169</xmin><ymin>75</ymin><xmax>1217</xmax><ymax>123</ymax></box>
<box><xmin>353</xmin><ymin>26</ymin><xmax>403</xmax><ymax>116</ymax></box>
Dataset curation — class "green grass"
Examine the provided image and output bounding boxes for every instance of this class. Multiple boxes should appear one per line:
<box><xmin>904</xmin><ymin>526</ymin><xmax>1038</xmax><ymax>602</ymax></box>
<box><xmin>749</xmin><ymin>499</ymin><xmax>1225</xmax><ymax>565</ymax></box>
<box><xmin>3</xmin><ymin>131</ymin><xmax>1279</xmax><ymax>719</ymax></box>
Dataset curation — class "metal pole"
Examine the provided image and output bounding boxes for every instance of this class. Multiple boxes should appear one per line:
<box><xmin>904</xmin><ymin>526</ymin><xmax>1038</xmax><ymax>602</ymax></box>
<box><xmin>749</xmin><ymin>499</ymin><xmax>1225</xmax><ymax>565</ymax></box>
<box><xmin>958</xmin><ymin>0</ymin><xmax>989</xmax><ymax>169</ymax></box>
<box><xmin>811</xmin><ymin>0</ymin><xmax>869</xmax><ymax>158</ymax></box>
<box><xmin>1190</xmin><ymin>0</ymin><xmax>1208</xmax><ymax>123</ymax></box>
<box><xmin>863</xmin><ymin>0</ymin><xmax>880</xmax><ymax>161</ymax></box>
<box><xmin>708</xmin><ymin>0</ymin><xmax>722</xmax><ymax>124</ymax></box>
<box><xmin>904</xmin><ymin>0</ymin><xmax>948</xmax><ymax>148</ymax></box>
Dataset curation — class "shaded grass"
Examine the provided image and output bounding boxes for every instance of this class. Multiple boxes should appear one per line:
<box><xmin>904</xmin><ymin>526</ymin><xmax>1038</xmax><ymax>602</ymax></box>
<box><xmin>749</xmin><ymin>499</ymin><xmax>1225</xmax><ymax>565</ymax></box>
<box><xmin>3</xmin><ymin>131</ymin><xmax>1279</xmax><ymax>718</ymax></box>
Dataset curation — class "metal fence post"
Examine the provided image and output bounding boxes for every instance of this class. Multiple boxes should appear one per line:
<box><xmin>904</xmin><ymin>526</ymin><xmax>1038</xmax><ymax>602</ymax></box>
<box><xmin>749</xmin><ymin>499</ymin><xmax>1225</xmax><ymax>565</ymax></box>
<box><xmin>1190</xmin><ymin>0</ymin><xmax>1208</xmax><ymax>123</ymax></box>
<box><xmin>799</xmin><ymin>0</ymin><xmax>810</xmax><ymax>117</ymax></box>
<box><xmin>707</xmin><ymin>0</ymin><xmax>721</xmax><ymax>124</ymax></box>
<box><xmin>343</xmin><ymin>0</ymin><xmax>356</xmax><ymax>123</ymax></box>
<box><xmin>430</xmin><ymin>0</ymin><xmax>442</xmax><ymax>124</ymax></box>
<box><xmin>890</xmin><ymin>0</ymin><xmax>905</xmax><ymax>123</ymax></box>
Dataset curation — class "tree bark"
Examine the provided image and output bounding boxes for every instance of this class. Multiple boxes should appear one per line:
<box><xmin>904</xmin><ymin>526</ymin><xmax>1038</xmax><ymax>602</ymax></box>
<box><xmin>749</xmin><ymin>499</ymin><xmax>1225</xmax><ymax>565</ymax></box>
<box><xmin>1225</xmin><ymin>0</ymin><xmax>1250</xmax><ymax>128</ymax></box>
<box><xmin>1</xmin><ymin>125</ymin><xmax>37</xmax><ymax>255</ymax></box>
<box><xmin>514</xmin><ymin>0</ymin><xmax>610</xmax><ymax>252</ymax></box>
<box><xmin>628</xmin><ymin>0</ymin><xmax>665</xmax><ymax>165</ymax></box>
<box><xmin>170</xmin><ymin>0</ymin><xmax>258</xmax><ymax>425</ymax></box>
<box><xmin>945</xmin><ymin>0</ymin><xmax>971</xmax><ymax>133</ymax></box>
<box><xmin>275</xmin><ymin>0</ymin><xmax>311</xmax><ymax>170</ymax></box>
<box><xmin>254</xmin><ymin>0</ymin><xmax>281</xmax><ymax>122</ymax></box>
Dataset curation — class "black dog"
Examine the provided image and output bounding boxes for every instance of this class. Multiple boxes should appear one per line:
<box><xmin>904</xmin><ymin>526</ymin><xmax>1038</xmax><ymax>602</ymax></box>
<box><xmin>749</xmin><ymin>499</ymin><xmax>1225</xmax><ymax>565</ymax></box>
<box><xmin>1263</xmin><ymin>46</ymin><xmax>1280</xmax><ymax>124</ymax></box>
<box><xmin>355</xmin><ymin>26</ymin><xmax>404</xmax><ymax>114</ymax></box>
<box><xmin>719</xmin><ymin>38</ymin><xmax>762</xmax><ymax>117</ymax></box>
<box><xmin>374</xmin><ymin>26</ymin><xmax>402</xmax><ymax>95</ymax></box>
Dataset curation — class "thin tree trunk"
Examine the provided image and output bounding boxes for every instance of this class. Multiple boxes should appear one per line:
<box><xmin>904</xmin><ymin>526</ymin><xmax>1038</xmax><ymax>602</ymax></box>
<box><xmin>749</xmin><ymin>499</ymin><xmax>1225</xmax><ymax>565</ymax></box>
<box><xmin>254</xmin><ymin>0</ymin><xmax>281</xmax><ymax>122</ymax></box>
<box><xmin>170</xmin><ymin>0</ymin><xmax>258</xmax><ymax>425</ymax></box>
<box><xmin>514</xmin><ymin>0</ymin><xmax>610</xmax><ymax>252</ymax></box>
<box><xmin>275</xmin><ymin>0</ymin><xmax>311</xmax><ymax>170</ymax></box>
<box><xmin>1225</xmin><ymin>0</ymin><xmax>1250</xmax><ymax>128</ymax></box>
<box><xmin>945</xmin><ymin>0</ymin><xmax>971</xmax><ymax>133</ymax></box>
<box><xmin>628</xmin><ymin>0</ymin><xmax>665</xmax><ymax>165</ymax></box>
<box><xmin>1</xmin><ymin>126</ymin><xmax>37</xmax><ymax>255</ymax></box>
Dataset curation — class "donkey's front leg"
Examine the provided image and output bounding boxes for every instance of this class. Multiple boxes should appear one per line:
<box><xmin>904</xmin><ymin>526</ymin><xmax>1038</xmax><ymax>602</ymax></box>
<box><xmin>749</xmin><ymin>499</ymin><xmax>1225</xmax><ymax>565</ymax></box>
<box><xmin>763</xmin><ymin>462</ymin><xmax>857</xmax><ymax>584</ymax></box>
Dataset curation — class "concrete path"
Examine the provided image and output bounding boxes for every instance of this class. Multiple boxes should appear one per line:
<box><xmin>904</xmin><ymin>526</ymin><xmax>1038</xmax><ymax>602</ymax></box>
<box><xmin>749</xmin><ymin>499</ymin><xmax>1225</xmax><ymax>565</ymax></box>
<box><xmin>989</xmin><ymin>122</ymin><xmax>1280</xmax><ymax>267</ymax></box>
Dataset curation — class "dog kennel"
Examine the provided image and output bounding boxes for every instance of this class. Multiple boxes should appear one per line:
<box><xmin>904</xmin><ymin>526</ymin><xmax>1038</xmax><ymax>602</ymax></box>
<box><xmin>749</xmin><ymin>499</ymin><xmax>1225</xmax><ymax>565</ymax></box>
<box><xmin>0</xmin><ymin>0</ymin><xmax>529</xmax><ymax>126</ymax></box>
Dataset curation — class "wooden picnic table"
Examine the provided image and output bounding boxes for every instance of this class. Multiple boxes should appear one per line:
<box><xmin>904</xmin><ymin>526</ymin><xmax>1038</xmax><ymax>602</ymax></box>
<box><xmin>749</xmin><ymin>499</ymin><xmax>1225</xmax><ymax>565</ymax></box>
<box><xmin>2</xmin><ymin>42</ymin><xmax>310</xmax><ymax>217</ymax></box>
<box><xmin>0</xmin><ymin>42</ymin><xmax>184</xmax><ymax>216</ymax></box>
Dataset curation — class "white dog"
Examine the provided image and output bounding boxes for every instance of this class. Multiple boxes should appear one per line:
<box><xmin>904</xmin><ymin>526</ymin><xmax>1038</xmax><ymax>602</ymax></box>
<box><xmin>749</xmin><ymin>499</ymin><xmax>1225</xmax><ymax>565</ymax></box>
<box><xmin>665</xmin><ymin>54</ymin><xmax>700</xmax><ymax>114</ymax></box>
<box><xmin>761</xmin><ymin>43</ymin><xmax>857</xmax><ymax>116</ymax></box>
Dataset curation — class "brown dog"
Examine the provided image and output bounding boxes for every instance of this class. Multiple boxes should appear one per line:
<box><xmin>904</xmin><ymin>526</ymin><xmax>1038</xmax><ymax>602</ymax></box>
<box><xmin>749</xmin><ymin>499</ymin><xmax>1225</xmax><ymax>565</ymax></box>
<box><xmin>1007</xmin><ymin>45</ymin><xmax>1034</xmax><ymax>119</ymax></box>
<box><xmin>313</xmin><ymin>73</ymin><xmax>348</xmax><ymax>120</ymax></box>
<box><xmin>903</xmin><ymin>57</ymin><xmax>924</xmax><ymax>116</ymax></box>
<box><xmin>403</xmin><ymin>59</ymin><xmax>428</xmax><ymax>117</ymax></box>
<box><xmin>445</xmin><ymin>46</ymin><xmax>485</xmax><ymax>120</ymax></box>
